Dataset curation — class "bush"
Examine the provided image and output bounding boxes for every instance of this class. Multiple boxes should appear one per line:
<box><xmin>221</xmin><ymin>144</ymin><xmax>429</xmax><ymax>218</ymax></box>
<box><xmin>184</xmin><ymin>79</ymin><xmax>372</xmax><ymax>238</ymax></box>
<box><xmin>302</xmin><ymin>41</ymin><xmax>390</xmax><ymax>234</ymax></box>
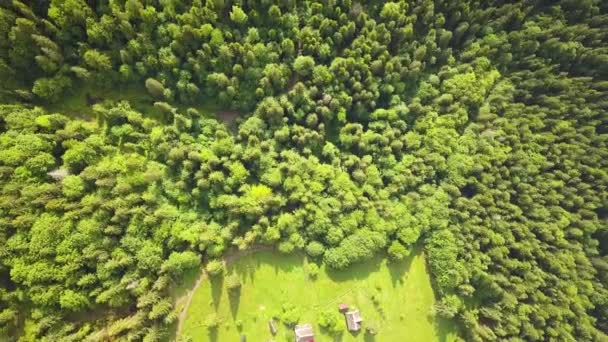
<box><xmin>32</xmin><ymin>75</ymin><xmax>72</xmax><ymax>103</ymax></box>
<box><xmin>145</xmin><ymin>78</ymin><xmax>166</xmax><ymax>98</ymax></box>
<box><xmin>293</xmin><ymin>56</ymin><xmax>315</xmax><ymax>77</ymax></box>
<box><xmin>204</xmin><ymin>313</ymin><xmax>221</xmax><ymax>330</ymax></box>
<box><xmin>387</xmin><ymin>241</ymin><xmax>409</xmax><ymax>261</ymax></box>
<box><xmin>161</xmin><ymin>251</ymin><xmax>201</xmax><ymax>278</ymax></box>
<box><xmin>433</xmin><ymin>294</ymin><xmax>463</xmax><ymax>319</ymax></box>
<box><xmin>205</xmin><ymin>260</ymin><xmax>224</xmax><ymax>277</ymax></box>
<box><xmin>278</xmin><ymin>302</ymin><xmax>300</xmax><ymax>326</ymax></box>
<box><xmin>226</xmin><ymin>273</ymin><xmax>241</xmax><ymax>291</ymax></box>
<box><xmin>62</xmin><ymin>175</ymin><xmax>85</xmax><ymax>199</ymax></box>
<box><xmin>230</xmin><ymin>6</ymin><xmax>248</xmax><ymax>24</ymax></box>
<box><xmin>305</xmin><ymin>241</ymin><xmax>325</xmax><ymax>257</ymax></box>
<box><xmin>318</xmin><ymin>308</ymin><xmax>343</xmax><ymax>335</ymax></box>
<box><xmin>304</xmin><ymin>263</ymin><xmax>319</xmax><ymax>279</ymax></box>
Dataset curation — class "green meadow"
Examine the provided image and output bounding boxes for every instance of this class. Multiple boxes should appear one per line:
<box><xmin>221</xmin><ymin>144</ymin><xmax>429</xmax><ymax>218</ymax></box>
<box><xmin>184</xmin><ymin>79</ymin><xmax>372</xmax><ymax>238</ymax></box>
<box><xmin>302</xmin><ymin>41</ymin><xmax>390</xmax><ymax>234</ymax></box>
<box><xmin>179</xmin><ymin>250</ymin><xmax>458</xmax><ymax>342</ymax></box>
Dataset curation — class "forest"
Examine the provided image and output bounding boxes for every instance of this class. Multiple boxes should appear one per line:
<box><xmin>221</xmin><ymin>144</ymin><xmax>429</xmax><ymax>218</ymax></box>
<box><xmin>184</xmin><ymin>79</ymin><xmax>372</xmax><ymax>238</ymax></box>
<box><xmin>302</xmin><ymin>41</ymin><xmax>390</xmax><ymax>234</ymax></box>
<box><xmin>0</xmin><ymin>0</ymin><xmax>606</xmax><ymax>341</ymax></box>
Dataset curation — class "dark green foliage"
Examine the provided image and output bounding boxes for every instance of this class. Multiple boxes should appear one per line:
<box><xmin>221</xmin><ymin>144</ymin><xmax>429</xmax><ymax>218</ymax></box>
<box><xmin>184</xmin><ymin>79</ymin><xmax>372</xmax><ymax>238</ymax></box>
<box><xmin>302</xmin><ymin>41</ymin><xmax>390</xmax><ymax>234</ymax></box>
<box><xmin>0</xmin><ymin>1</ymin><xmax>606</xmax><ymax>342</ymax></box>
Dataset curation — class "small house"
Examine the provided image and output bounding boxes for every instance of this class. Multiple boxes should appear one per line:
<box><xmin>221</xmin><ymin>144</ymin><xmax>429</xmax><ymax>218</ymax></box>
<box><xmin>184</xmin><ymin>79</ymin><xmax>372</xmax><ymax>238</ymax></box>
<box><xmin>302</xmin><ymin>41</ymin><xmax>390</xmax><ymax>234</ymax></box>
<box><xmin>338</xmin><ymin>303</ymin><xmax>349</xmax><ymax>313</ymax></box>
<box><xmin>294</xmin><ymin>323</ymin><xmax>314</xmax><ymax>342</ymax></box>
<box><xmin>269</xmin><ymin>319</ymin><xmax>278</xmax><ymax>335</ymax></box>
<box><xmin>344</xmin><ymin>310</ymin><xmax>363</xmax><ymax>331</ymax></box>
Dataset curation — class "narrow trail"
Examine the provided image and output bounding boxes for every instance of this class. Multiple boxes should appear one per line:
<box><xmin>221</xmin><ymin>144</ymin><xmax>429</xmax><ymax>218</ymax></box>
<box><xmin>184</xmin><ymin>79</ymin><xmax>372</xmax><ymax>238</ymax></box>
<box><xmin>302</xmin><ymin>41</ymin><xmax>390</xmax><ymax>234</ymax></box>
<box><xmin>174</xmin><ymin>245</ymin><xmax>274</xmax><ymax>340</ymax></box>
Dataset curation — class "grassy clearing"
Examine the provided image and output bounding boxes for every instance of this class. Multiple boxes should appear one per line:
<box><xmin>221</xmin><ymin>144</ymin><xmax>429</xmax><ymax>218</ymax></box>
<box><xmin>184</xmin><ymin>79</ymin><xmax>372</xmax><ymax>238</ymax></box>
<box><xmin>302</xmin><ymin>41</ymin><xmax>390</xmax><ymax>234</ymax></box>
<box><xmin>44</xmin><ymin>82</ymin><xmax>219</xmax><ymax>122</ymax></box>
<box><xmin>180</xmin><ymin>249</ymin><xmax>458</xmax><ymax>342</ymax></box>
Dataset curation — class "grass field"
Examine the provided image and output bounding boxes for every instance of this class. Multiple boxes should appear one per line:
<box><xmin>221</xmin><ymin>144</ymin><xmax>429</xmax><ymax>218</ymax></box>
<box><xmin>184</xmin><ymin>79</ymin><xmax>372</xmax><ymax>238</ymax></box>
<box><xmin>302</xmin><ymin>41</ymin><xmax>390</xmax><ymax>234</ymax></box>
<box><xmin>179</xmin><ymin>249</ymin><xmax>458</xmax><ymax>342</ymax></box>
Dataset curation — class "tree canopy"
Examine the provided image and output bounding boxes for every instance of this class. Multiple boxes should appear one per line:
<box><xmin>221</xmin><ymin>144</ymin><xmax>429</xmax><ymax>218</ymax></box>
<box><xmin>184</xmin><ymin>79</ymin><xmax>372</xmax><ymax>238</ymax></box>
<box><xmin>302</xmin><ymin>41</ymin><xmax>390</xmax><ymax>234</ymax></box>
<box><xmin>0</xmin><ymin>1</ymin><xmax>606</xmax><ymax>341</ymax></box>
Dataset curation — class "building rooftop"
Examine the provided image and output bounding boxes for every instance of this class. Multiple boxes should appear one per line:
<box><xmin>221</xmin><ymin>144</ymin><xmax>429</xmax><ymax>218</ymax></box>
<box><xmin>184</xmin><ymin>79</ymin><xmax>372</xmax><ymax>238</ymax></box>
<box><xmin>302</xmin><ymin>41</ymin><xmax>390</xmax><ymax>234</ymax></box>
<box><xmin>294</xmin><ymin>323</ymin><xmax>314</xmax><ymax>342</ymax></box>
<box><xmin>269</xmin><ymin>319</ymin><xmax>278</xmax><ymax>335</ymax></box>
<box><xmin>345</xmin><ymin>310</ymin><xmax>363</xmax><ymax>331</ymax></box>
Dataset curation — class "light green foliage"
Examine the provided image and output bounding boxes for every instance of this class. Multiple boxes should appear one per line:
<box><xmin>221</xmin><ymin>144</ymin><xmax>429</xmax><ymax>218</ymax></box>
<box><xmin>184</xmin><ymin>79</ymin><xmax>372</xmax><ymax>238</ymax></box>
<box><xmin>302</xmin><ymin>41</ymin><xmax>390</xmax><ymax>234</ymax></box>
<box><xmin>61</xmin><ymin>175</ymin><xmax>85</xmax><ymax>198</ymax></box>
<box><xmin>278</xmin><ymin>302</ymin><xmax>300</xmax><ymax>326</ymax></box>
<box><xmin>83</xmin><ymin>49</ymin><xmax>112</xmax><ymax>71</ymax></box>
<box><xmin>0</xmin><ymin>1</ymin><xmax>606</xmax><ymax>342</ymax></box>
<box><xmin>324</xmin><ymin>230</ymin><xmax>387</xmax><ymax>269</ymax></box>
<box><xmin>161</xmin><ymin>251</ymin><xmax>201</xmax><ymax>278</ymax></box>
<box><xmin>225</xmin><ymin>273</ymin><xmax>241</xmax><ymax>291</ymax></box>
<box><xmin>205</xmin><ymin>260</ymin><xmax>224</xmax><ymax>277</ymax></box>
<box><xmin>305</xmin><ymin>241</ymin><xmax>325</xmax><ymax>258</ymax></box>
<box><xmin>318</xmin><ymin>308</ymin><xmax>342</xmax><ymax>334</ymax></box>
<box><xmin>293</xmin><ymin>56</ymin><xmax>315</xmax><ymax>77</ymax></box>
<box><xmin>32</xmin><ymin>75</ymin><xmax>72</xmax><ymax>102</ymax></box>
<box><xmin>204</xmin><ymin>313</ymin><xmax>221</xmax><ymax>329</ymax></box>
<box><xmin>387</xmin><ymin>240</ymin><xmax>408</xmax><ymax>261</ymax></box>
<box><xmin>229</xmin><ymin>6</ymin><xmax>247</xmax><ymax>25</ymax></box>
<box><xmin>304</xmin><ymin>262</ymin><xmax>319</xmax><ymax>279</ymax></box>
<box><xmin>60</xmin><ymin>290</ymin><xmax>90</xmax><ymax>311</ymax></box>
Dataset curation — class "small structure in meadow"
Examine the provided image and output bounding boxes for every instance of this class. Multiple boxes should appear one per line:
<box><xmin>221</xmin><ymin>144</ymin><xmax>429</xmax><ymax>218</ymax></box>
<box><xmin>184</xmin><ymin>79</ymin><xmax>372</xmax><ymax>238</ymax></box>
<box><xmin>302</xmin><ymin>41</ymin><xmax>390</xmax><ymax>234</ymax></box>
<box><xmin>294</xmin><ymin>323</ymin><xmax>314</xmax><ymax>342</ymax></box>
<box><xmin>344</xmin><ymin>310</ymin><xmax>363</xmax><ymax>331</ymax></box>
<box><xmin>269</xmin><ymin>319</ymin><xmax>278</xmax><ymax>335</ymax></box>
<box><xmin>338</xmin><ymin>303</ymin><xmax>349</xmax><ymax>313</ymax></box>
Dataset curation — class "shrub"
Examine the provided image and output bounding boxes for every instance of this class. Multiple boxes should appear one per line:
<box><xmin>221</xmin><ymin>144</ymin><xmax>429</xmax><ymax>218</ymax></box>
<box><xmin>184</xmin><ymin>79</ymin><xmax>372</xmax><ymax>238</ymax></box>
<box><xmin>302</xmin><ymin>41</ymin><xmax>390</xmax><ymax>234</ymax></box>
<box><xmin>304</xmin><ymin>263</ymin><xmax>319</xmax><ymax>279</ymax></box>
<box><xmin>145</xmin><ymin>78</ymin><xmax>166</xmax><ymax>98</ymax></box>
<box><xmin>293</xmin><ymin>56</ymin><xmax>315</xmax><ymax>77</ymax></box>
<box><xmin>305</xmin><ymin>241</ymin><xmax>325</xmax><ymax>258</ymax></box>
<box><xmin>204</xmin><ymin>313</ymin><xmax>221</xmax><ymax>330</ymax></box>
<box><xmin>226</xmin><ymin>273</ymin><xmax>241</xmax><ymax>291</ymax></box>
<box><xmin>206</xmin><ymin>260</ymin><xmax>224</xmax><ymax>277</ymax></box>
<box><xmin>318</xmin><ymin>308</ymin><xmax>343</xmax><ymax>335</ymax></box>
<box><xmin>62</xmin><ymin>175</ymin><xmax>85</xmax><ymax>199</ymax></box>
<box><xmin>278</xmin><ymin>302</ymin><xmax>300</xmax><ymax>326</ymax></box>
<box><xmin>387</xmin><ymin>241</ymin><xmax>409</xmax><ymax>261</ymax></box>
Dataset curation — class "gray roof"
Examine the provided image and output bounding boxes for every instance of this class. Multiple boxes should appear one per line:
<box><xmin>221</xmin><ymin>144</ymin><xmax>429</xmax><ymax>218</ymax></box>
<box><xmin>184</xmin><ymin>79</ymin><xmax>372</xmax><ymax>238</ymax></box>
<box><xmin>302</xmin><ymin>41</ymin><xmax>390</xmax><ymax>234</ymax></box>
<box><xmin>294</xmin><ymin>323</ymin><xmax>314</xmax><ymax>342</ymax></box>
<box><xmin>269</xmin><ymin>319</ymin><xmax>277</xmax><ymax>334</ymax></box>
<box><xmin>345</xmin><ymin>310</ymin><xmax>363</xmax><ymax>331</ymax></box>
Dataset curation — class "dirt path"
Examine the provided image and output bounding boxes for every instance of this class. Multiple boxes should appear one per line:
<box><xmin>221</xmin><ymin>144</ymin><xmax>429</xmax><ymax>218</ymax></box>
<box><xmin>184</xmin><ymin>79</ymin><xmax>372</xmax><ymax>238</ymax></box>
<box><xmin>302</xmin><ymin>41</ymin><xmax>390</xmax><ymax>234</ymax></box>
<box><xmin>174</xmin><ymin>245</ymin><xmax>274</xmax><ymax>340</ymax></box>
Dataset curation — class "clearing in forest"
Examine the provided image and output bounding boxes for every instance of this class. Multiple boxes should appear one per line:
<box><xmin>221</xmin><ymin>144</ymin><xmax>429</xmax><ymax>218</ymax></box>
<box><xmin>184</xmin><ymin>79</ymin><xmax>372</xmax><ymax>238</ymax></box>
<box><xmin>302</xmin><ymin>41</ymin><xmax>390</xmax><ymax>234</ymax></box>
<box><xmin>179</xmin><ymin>250</ymin><xmax>458</xmax><ymax>342</ymax></box>
<box><xmin>44</xmin><ymin>83</ymin><xmax>220</xmax><ymax>122</ymax></box>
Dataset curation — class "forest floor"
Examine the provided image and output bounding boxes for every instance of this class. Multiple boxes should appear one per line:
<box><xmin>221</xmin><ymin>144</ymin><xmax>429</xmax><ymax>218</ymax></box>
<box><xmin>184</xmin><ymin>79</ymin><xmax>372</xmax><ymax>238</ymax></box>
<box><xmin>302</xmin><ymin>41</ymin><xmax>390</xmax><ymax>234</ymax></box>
<box><xmin>177</xmin><ymin>248</ymin><xmax>459</xmax><ymax>342</ymax></box>
<box><xmin>44</xmin><ymin>83</ymin><xmax>221</xmax><ymax>123</ymax></box>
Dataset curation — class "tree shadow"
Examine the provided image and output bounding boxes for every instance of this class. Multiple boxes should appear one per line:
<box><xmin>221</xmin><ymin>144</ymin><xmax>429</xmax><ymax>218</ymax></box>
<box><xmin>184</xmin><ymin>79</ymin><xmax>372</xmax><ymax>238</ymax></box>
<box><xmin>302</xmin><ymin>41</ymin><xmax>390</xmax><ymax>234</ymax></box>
<box><xmin>210</xmin><ymin>276</ymin><xmax>224</xmax><ymax>310</ymax></box>
<box><xmin>172</xmin><ymin>267</ymin><xmax>202</xmax><ymax>299</ymax></box>
<box><xmin>228</xmin><ymin>287</ymin><xmax>241</xmax><ymax>319</ymax></box>
<box><xmin>388</xmin><ymin>245</ymin><xmax>420</xmax><ymax>288</ymax></box>
<box><xmin>435</xmin><ymin>315</ymin><xmax>460</xmax><ymax>342</ymax></box>
<box><xmin>231</xmin><ymin>251</ymin><xmax>303</xmax><ymax>285</ymax></box>
<box><xmin>363</xmin><ymin>332</ymin><xmax>377</xmax><ymax>342</ymax></box>
<box><xmin>207</xmin><ymin>326</ymin><xmax>219</xmax><ymax>342</ymax></box>
<box><xmin>325</xmin><ymin>256</ymin><xmax>384</xmax><ymax>283</ymax></box>
<box><xmin>232</xmin><ymin>258</ymin><xmax>257</xmax><ymax>285</ymax></box>
<box><xmin>317</xmin><ymin>324</ymin><xmax>345</xmax><ymax>341</ymax></box>
<box><xmin>256</xmin><ymin>251</ymin><xmax>300</xmax><ymax>274</ymax></box>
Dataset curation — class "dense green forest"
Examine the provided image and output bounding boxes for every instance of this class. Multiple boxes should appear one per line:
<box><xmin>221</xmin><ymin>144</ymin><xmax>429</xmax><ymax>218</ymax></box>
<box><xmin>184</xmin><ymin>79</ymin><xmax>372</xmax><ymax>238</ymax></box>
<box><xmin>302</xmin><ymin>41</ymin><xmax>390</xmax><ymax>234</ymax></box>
<box><xmin>0</xmin><ymin>0</ymin><xmax>606</xmax><ymax>341</ymax></box>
